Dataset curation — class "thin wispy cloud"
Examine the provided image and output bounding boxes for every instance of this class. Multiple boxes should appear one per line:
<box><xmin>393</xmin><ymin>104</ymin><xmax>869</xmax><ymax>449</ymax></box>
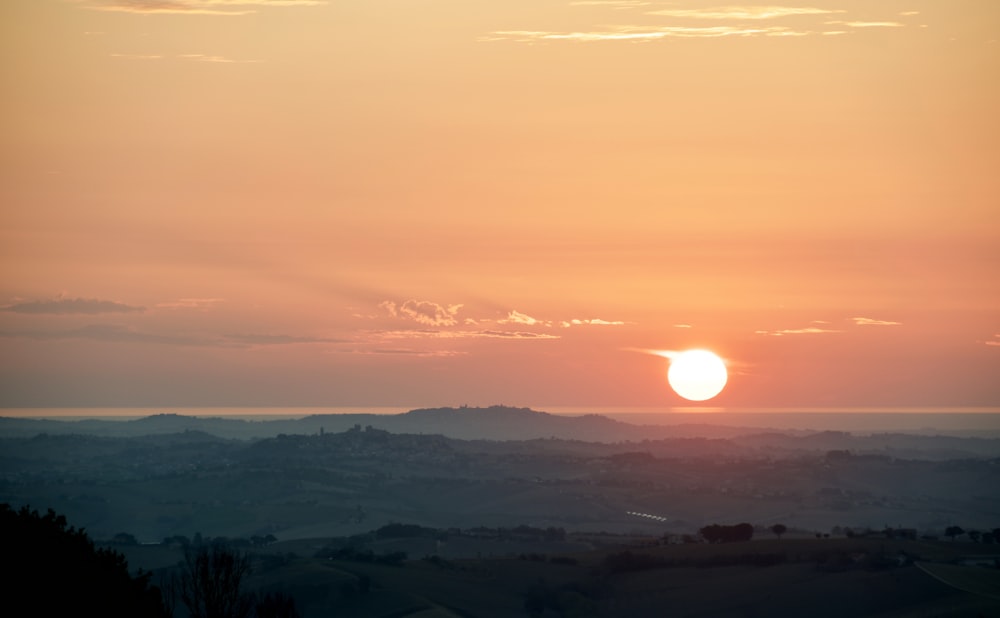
<box><xmin>827</xmin><ymin>20</ymin><xmax>905</xmax><ymax>28</ymax></box>
<box><xmin>569</xmin><ymin>0</ymin><xmax>652</xmax><ymax>8</ymax></box>
<box><xmin>110</xmin><ymin>53</ymin><xmax>164</xmax><ymax>60</ymax></box>
<box><xmin>369</xmin><ymin>328</ymin><xmax>559</xmax><ymax>341</ymax></box>
<box><xmin>81</xmin><ymin>0</ymin><xmax>324</xmax><ymax>16</ymax></box>
<box><xmin>755</xmin><ymin>326</ymin><xmax>842</xmax><ymax>336</ymax></box>
<box><xmin>488</xmin><ymin>25</ymin><xmax>812</xmax><ymax>42</ymax></box>
<box><xmin>2</xmin><ymin>297</ymin><xmax>144</xmax><ymax>315</ymax></box>
<box><xmin>353</xmin><ymin>348</ymin><xmax>467</xmax><ymax>357</ymax></box>
<box><xmin>178</xmin><ymin>54</ymin><xmax>260</xmax><ymax>63</ymax></box>
<box><xmin>486</xmin><ymin>4</ymin><xmax>908</xmax><ymax>44</ymax></box>
<box><xmin>984</xmin><ymin>335</ymin><xmax>1000</xmax><ymax>347</ymax></box>
<box><xmin>498</xmin><ymin>311</ymin><xmax>626</xmax><ymax>328</ymax></box>
<box><xmin>475</xmin><ymin>330</ymin><xmax>561</xmax><ymax>340</ymax></box>
<box><xmin>111</xmin><ymin>53</ymin><xmax>258</xmax><ymax>63</ymax></box>
<box><xmin>0</xmin><ymin>324</ymin><xmax>209</xmax><ymax>346</ymax></box>
<box><xmin>646</xmin><ymin>6</ymin><xmax>845</xmax><ymax>20</ymax></box>
<box><xmin>851</xmin><ymin>317</ymin><xmax>901</xmax><ymax>326</ymax></box>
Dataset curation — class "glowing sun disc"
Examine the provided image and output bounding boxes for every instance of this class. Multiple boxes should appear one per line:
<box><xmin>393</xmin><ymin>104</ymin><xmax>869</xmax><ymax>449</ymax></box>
<box><xmin>667</xmin><ymin>349</ymin><xmax>728</xmax><ymax>401</ymax></box>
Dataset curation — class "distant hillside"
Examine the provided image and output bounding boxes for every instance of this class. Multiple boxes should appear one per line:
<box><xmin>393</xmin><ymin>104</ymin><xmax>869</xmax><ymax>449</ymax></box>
<box><xmin>0</xmin><ymin>406</ymin><xmax>641</xmax><ymax>442</ymax></box>
<box><xmin>1</xmin><ymin>406</ymin><xmax>999</xmax><ymax>459</ymax></box>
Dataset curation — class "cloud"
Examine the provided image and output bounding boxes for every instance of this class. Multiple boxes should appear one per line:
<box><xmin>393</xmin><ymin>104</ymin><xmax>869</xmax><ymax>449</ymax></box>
<box><xmin>673</xmin><ymin>324</ymin><xmax>693</xmax><ymax>328</ymax></box>
<box><xmin>2</xmin><ymin>297</ymin><xmax>144</xmax><ymax>315</ymax></box>
<box><xmin>475</xmin><ymin>330</ymin><xmax>560</xmax><ymax>339</ymax></box>
<box><xmin>755</xmin><ymin>326</ymin><xmax>842</xmax><ymax>336</ymax></box>
<box><xmin>647</xmin><ymin>6</ymin><xmax>845</xmax><ymax>20</ymax></box>
<box><xmin>826</xmin><ymin>20</ymin><xmax>904</xmax><ymax>28</ymax></box>
<box><xmin>487</xmin><ymin>25</ymin><xmax>815</xmax><ymax>42</ymax></box>
<box><xmin>112</xmin><ymin>53</ymin><xmax>259</xmax><ymax>63</ymax></box>
<box><xmin>985</xmin><ymin>335</ymin><xmax>1000</xmax><ymax>347</ymax></box>
<box><xmin>569</xmin><ymin>0</ymin><xmax>651</xmax><ymax>7</ymax></box>
<box><xmin>0</xmin><ymin>324</ymin><xmax>209</xmax><ymax>346</ymax></box>
<box><xmin>81</xmin><ymin>0</ymin><xmax>323</xmax><ymax>15</ymax></box>
<box><xmin>0</xmin><ymin>324</ymin><xmax>344</xmax><ymax>348</ymax></box>
<box><xmin>499</xmin><ymin>310</ymin><xmax>549</xmax><ymax>327</ymax></box>
<box><xmin>381</xmin><ymin>300</ymin><xmax>463</xmax><ymax>327</ymax></box>
<box><xmin>378</xmin><ymin>302</ymin><xmax>625</xmax><ymax>334</ymax></box>
<box><xmin>485</xmin><ymin>5</ymin><xmax>910</xmax><ymax>44</ymax></box>
<box><xmin>178</xmin><ymin>54</ymin><xmax>260</xmax><ymax>63</ymax></box>
<box><xmin>369</xmin><ymin>329</ymin><xmax>559</xmax><ymax>341</ymax></box>
<box><xmin>851</xmin><ymin>317</ymin><xmax>901</xmax><ymax>326</ymax></box>
<box><xmin>354</xmin><ymin>348</ymin><xmax>467</xmax><ymax>357</ymax></box>
<box><xmin>561</xmin><ymin>318</ymin><xmax>627</xmax><ymax>327</ymax></box>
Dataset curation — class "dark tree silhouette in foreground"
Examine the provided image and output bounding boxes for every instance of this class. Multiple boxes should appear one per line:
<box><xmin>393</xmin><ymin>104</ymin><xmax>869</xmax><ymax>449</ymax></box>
<box><xmin>944</xmin><ymin>525</ymin><xmax>965</xmax><ymax>541</ymax></box>
<box><xmin>174</xmin><ymin>545</ymin><xmax>254</xmax><ymax>618</ymax></box>
<box><xmin>0</xmin><ymin>503</ymin><xmax>168</xmax><ymax>617</ymax></box>
<box><xmin>770</xmin><ymin>524</ymin><xmax>787</xmax><ymax>540</ymax></box>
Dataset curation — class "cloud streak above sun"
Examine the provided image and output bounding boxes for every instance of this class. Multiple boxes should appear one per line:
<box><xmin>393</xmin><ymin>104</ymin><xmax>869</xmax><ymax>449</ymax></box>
<box><xmin>646</xmin><ymin>6</ymin><xmax>844</xmax><ymax>20</ymax></box>
<box><xmin>851</xmin><ymin>317</ymin><xmax>902</xmax><ymax>326</ymax></box>
<box><xmin>79</xmin><ymin>0</ymin><xmax>324</xmax><ymax>15</ymax></box>
<box><xmin>755</xmin><ymin>326</ymin><xmax>842</xmax><ymax>336</ymax></box>
<box><xmin>485</xmin><ymin>4</ymin><xmax>911</xmax><ymax>43</ymax></box>
<box><xmin>756</xmin><ymin>316</ymin><xmax>903</xmax><ymax>336</ymax></box>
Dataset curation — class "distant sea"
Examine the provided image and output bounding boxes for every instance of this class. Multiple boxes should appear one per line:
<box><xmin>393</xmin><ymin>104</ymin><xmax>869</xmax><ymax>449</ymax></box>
<box><xmin>2</xmin><ymin>406</ymin><xmax>999</xmax><ymax>434</ymax></box>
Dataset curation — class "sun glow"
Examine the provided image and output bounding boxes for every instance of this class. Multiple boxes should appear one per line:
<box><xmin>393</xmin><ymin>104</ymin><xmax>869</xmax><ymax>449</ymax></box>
<box><xmin>666</xmin><ymin>349</ymin><xmax>728</xmax><ymax>402</ymax></box>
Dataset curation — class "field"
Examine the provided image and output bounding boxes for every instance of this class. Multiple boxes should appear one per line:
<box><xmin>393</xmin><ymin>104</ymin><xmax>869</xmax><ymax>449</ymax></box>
<box><xmin>114</xmin><ymin>535</ymin><xmax>1000</xmax><ymax>617</ymax></box>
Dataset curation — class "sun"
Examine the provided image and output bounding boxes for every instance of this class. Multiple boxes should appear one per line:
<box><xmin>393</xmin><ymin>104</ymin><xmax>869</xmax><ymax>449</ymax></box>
<box><xmin>667</xmin><ymin>349</ymin><xmax>728</xmax><ymax>402</ymax></box>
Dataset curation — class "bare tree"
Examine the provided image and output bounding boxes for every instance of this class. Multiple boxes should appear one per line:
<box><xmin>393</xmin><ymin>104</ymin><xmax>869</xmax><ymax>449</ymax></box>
<box><xmin>175</xmin><ymin>545</ymin><xmax>254</xmax><ymax>618</ymax></box>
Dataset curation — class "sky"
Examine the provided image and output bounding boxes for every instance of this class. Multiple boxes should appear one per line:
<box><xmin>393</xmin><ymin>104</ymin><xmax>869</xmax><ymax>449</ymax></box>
<box><xmin>1</xmin><ymin>0</ymin><xmax>998</xmax><ymax>409</ymax></box>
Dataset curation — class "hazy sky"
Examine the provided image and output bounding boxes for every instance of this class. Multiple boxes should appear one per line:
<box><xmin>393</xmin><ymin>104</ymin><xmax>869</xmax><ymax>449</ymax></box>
<box><xmin>1</xmin><ymin>0</ymin><xmax>998</xmax><ymax>408</ymax></box>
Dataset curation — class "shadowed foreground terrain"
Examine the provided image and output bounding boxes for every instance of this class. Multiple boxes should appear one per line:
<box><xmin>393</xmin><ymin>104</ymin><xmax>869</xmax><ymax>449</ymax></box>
<box><xmin>2</xmin><ymin>407</ymin><xmax>999</xmax><ymax>616</ymax></box>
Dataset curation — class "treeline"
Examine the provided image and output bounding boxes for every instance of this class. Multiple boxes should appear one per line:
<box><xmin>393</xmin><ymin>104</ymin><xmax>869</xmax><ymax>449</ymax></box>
<box><xmin>314</xmin><ymin>545</ymin><xmax>408</xmax><ymax>565</ymax></box>
<box><xmin>160</xmin><ymin>532</ymin><xmax>278</xmax><ymax>548</ymax></box>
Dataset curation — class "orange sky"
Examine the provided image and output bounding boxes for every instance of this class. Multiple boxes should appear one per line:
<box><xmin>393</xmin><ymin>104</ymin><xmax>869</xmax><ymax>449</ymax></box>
<box><xmin>1</xmin><ymin>0</ymin><xmax>998</xmax><ymax>408</ymax></box>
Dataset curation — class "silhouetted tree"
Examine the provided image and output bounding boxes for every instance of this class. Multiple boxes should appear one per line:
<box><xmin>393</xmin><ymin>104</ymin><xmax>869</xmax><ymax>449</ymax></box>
<box><xmin>770</xmin><ymin>524</ymin><xmax>787</xmax><ymax>539</ymax></box>
<box><xmin>945</xmin><ymin>526</ymin><xmax>965</xmax><ymax>541</ymax></box>
<box><xmin>1</xmin><ymin>503</ymin><xmax>168</xmax><ymax>617</ymax></box>
<box><xmin>111</xmin><ymin>531</ymin><xmax>140</xmax><ymax>545</ymax></box>
<box><xmin>174</xmin><ymin>544</ymin><xmax>254</xmax><ymax>618</ymax></box>
<box><xmin>967</xmin><ymin>529</ymin><xmax>981</xmax><ymax>543</ymax></box>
